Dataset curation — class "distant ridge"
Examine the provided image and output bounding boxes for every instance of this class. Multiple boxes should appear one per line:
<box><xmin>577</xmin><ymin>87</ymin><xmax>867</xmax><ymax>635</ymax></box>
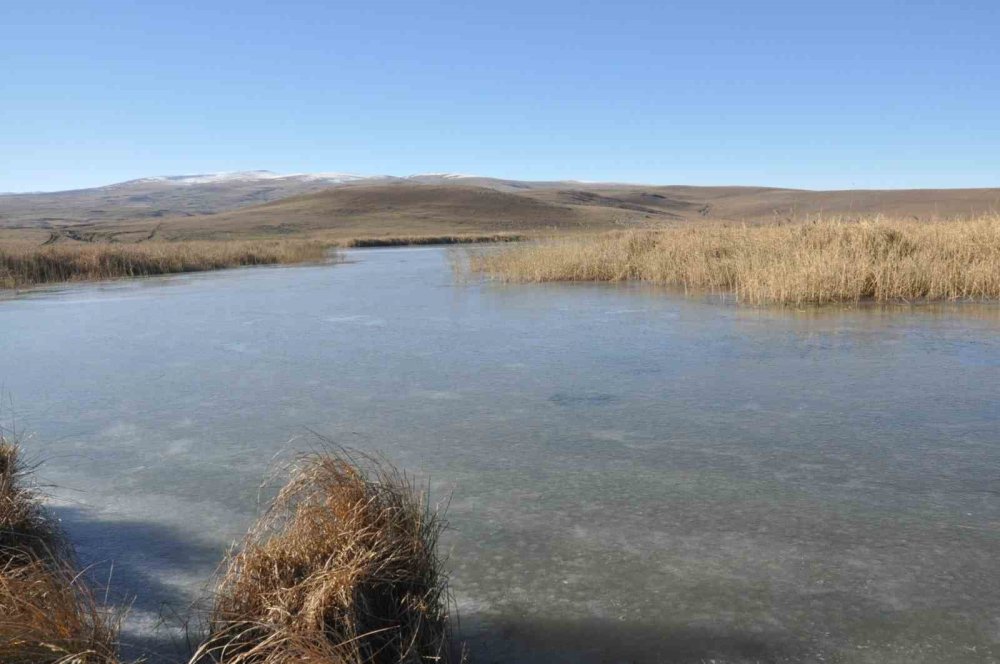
<box><xmin>0</xmin><ymin>171</ymin><xmax>590</xmax><ymax>228</ymax></box>
<box><xmin>1</xmin><ymin>171</ymin><xmax>998</xmax><ymax>242</ymax></box>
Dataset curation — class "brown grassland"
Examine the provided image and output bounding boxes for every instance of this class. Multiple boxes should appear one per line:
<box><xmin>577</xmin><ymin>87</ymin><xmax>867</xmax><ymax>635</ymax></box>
<box><xmin>0</xmin><ymin>438</ymin><xmax>121</xmax><ymax>664</ymax></box>
<box><xmin>194</xmin><ymin>449</ymin><xmax>452</xmax><ymax>664</ymax></box>
<box><xmin>468</xmin><ymin>215</ymin><xmax>1000</xmax><ymax>306</ymax></box>
<box><xmin>0</xmin><ymin>239</ymin><xmax>328</xmax><ymax>290</ymax></box>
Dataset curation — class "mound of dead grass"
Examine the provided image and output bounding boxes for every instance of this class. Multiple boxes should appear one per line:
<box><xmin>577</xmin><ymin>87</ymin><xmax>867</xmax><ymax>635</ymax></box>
<box><xmin>195</xmin><ymin>450</ymin><xmax>452</xmax><ymax>664</ymax></box>
<box><xmin>468</xmin><ymin>215</ymin><xmax>1000</xmax><ymax>306</ymax></box>
<box><xmin>0</xmin><ymin>438</ymin><xmax>121</xmax><ymax>664</ymax></box>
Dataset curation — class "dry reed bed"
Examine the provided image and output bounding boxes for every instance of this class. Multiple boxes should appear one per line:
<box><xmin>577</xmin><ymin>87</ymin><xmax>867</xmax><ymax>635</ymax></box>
<box><xmin>0</xmin><ymin>439</ymin><xmax>121</xmax><ymax>664</ymax></box>
<box><xmin>468</xmin><ymin>215</ymin><xmax>1000</xmax><ymax>305</ymax></box>
<box><xmin>194</xmin><ymin>450</ymin><xmax>452</xmax><ymax>664</ymax></box>
<box><xmin>0</xmin><ymin>240</ymin><xmax>329</xmax><ymax>289</ymax></box>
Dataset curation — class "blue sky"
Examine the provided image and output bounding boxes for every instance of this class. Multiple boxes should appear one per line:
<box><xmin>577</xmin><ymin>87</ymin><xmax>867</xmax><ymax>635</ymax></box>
<box><xmin>2</xmin><ymin>0</ymin><xmax>998</xmax><ymax>191</ymax></box>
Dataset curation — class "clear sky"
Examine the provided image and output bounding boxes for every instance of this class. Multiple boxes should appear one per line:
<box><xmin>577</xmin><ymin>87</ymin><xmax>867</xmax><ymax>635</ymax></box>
<box><xmin>2</xmin><ymin>0</ymin><xmax>998</xmax><ymax>192</ymax></box>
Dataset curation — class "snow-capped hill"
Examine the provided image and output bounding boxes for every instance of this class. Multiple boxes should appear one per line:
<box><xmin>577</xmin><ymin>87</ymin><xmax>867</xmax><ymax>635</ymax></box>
<box><xmin>407</xmin><ymin>173</ymin><xmax>479</xmax><ymax>180</ymax></box>
<box><xmin>0</xmin><ymin>171</ymin><xmax>401</xmax><ymax>226</ymax></box>
<box><xmin>287</xmin><ymin>172</ymin><xmax>389</xmax><ymax>183</ymax></box>
<box><xmin>120</xmin><ymin>171</ymin><xmax>276</xmax><ymax>187</ymax></box>
<box><xmin>0</xmin><ymin>170</ymin><xmax>549</xmax><ymax>227</ymax></box>
<box><xmin>126</xmin><ymin>171</ymin><xmax>380</xmax><ymax>187</ymax></box>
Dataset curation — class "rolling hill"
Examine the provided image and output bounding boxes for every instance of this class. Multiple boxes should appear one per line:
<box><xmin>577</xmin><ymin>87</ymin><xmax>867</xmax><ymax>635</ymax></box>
<box><xmin>42</xmin><ymin>183</ymin><xmax>623</xmax><ymax>242</ymax></box>
<box><xmin>2</xmin><ymin>171</ymin><xmax>998</xmax><ymax>243</ymax></box>
<box><xmin>0</xmin><ymin>171</ymin><xmax>577</xmax><ymax>230</ymax></box>
<box><xmin>0</xmin><ymin>171</ymin><xmax>387</xmax><ymax>228</ymax></box>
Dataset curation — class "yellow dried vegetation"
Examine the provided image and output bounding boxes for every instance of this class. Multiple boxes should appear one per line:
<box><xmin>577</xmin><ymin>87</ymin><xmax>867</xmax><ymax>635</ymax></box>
<box><xmin>0</xmin><ymin>439</ymin><xmax>121</xmax><ymax>664</ymax></box>
<box><xmin>193</xmin><ymin>450</ymin><xmax>453</xmax><ymax>664</ymax></box>
<box><xmin>469</xmin><ymin>215</ymin><xmax>1000</xmax><ymax>305</ymax></box>
<box><xmin>0</xmin><ymin>240</ymin><xmax>328</xmax><ymax>289</ymax></box>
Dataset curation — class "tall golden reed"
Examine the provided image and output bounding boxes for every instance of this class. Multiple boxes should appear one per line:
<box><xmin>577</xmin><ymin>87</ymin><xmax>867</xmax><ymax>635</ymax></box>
<box><xmin>469</xmin><ymin>215</ymin><xmax>1000</xmax><ymax>305</ymax></box>
<box><xmin>0</xmin><ymin>240</ymin><xmax>328</xmax><ymax>289</ymax></box>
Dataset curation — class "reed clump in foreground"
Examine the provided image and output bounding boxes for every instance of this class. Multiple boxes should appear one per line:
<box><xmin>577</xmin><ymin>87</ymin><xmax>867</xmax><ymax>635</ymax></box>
<box><xmin>469</xmin><ymin>215</ymin><xmax>1000</xmax><ymax>306</ymax></box>
<box><xmin>0</xmin><ymin>239</ymin><xmax>329</xmax><ymax>289</ymax></box>
<box><xmin>195</xmin><ymin>450</ymin><xmax>452</xmax><ymax>664</ymax></box>
<box><xmin>0</xmin><ymin>438</ymin><xmax>121</xmax><ymax>664</ymax></box>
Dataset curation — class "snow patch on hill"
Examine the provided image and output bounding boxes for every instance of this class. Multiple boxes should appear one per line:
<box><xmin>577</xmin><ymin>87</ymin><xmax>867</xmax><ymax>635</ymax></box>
<box><xmin>407</xmin><ymin>173</ymin><xmax>479</xmax><ymax>180</ymax></box>
<box><xmin>125</xmin><ymin>171</ymin><xmax>381</xmax><ymax>187</ymax></box>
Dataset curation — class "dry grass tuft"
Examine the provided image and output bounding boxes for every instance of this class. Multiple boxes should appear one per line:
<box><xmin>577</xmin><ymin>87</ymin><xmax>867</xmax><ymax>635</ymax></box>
<box><xmin>0</xmin><ymin>439</ymin><xmax>122</xmax><ymax>664</ymax></box>
<box><xmin>0</xmin><ymin>440</ymin><xmax>65</xmax><ymax>564</ymax></box>
<box><xmin>0</xmin><ymin>239</ymin><xmax>329</xmax><ymax>289</ymax></box>
<box><xmin>468</xmin><ymin>215</ymin><xmax>1000</xmax><ymax>306</ymax></box>
<box><xmin>195</xmin><ymin>450</ymin><xmax>452</xmax><ymax>664</ymax></box>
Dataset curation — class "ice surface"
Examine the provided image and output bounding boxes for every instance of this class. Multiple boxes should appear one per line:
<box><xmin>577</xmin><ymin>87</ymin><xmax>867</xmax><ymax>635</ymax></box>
<box><xmin>2</xmin><ymin>248</ymin><xmax>999</xmax><ymax>663</ymax></box>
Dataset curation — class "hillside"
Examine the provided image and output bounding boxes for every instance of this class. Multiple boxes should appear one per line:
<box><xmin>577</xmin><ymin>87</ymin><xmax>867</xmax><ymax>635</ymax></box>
<box><xmin>0</xmin><ymin>171</ymin><xmax>578</xmax><ymax>230</ymax></box>
<box><xmin>2</xmin><ymin>172</ymin><xmax>998</xmax><ymax>244</ymax></box>
<box><xmin>32</xmin><ymin>183</ymin><xmax>631</xmax><ymax>242</ymax></box>
<box><xmin>522</xmin><ymin>185</ymin><xmax>1000</xmax><ymax>222</ymax></box>
<box><xmin>0</xmin><ymin>171</ymin><xmax>386</xmax><ymax>228</ymax></box>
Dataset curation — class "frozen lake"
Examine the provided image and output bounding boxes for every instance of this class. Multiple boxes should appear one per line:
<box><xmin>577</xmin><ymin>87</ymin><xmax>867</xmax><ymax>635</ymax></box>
<box><xmin>2</xmin><ymin>246</ymin><xmax>999</xmax><ymax>663</ymax></box>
